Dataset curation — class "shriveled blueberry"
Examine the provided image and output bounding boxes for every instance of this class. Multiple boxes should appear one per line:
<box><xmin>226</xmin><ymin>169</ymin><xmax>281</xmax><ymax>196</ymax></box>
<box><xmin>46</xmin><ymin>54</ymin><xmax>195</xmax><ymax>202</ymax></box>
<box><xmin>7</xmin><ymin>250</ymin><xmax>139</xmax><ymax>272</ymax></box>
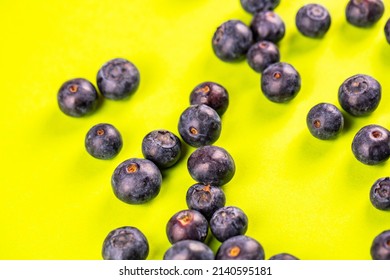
<box><xmin>142</xmin><ymin>129</ymin><xmax>182</xmax><ymax>169</ymax></box>
<box><xmin>85</xmin><ymin>123</ymin><xmax>122</xmax><ymax>159</ymax></box>
<box><xmin>57</xmin><ymin>78</ymin><xmax>99</xmax><ymax>117</ymax></box>
<box><xmin>111</xmin><ymin>158</ymin><xmax>162</xmax><ymax>204</ymax></box>
<box><xmin>296</xmin><ymin>4</ymin><xmax>331</xmax><ymax>38</ymax></box>
<box><xmin>370</xmin><ymin>230</ymin><xmax>390</xmax><ymax>260</ymax></box>
<box><xmin>246</xmin><ymin>40</ymin><xmax>280</xmax><ymax>73</ymax></box>
<box><xmin>351</xmin><ymin>124</ymin><xmax>390</xmax><ymax>165</ymax></box>
<box><xmin>187</xmin><ymin>145</ymin><xmax>235</xmax><ymax>186</ymax></box>
<box><xmin>370</xmin><ymin>177</ymin><xmax>390</xmax><ymax>211</ymax></box>
<box><xmin>166</xmin><ymin>209</ymin><xmax>208</xmax><ymax>244</ymax></box>
<box><xmin>250</xmin><ymin>11</ymin><xmax>285</xmax><ymax>43</ymax></box>
<box><xmin>338</xmin><ymin>74</ymin><xmax>381</xmax><ymax>116</ymax></box>
<box><xmin>190</xmin><ymin>82</ymin><xmax>229</xmax><ymax>116</ymax></box>
<box><xmin>346</xmin><ymin>0</ymin><xmax>384</xmax><ymax>27</ymax></box>
<box><xmin>306</xmin><ymin>103</ymin><xmax>344</xmax><ymax>140</ymax></box>
<box><xmin>96</xmin><ymin>58</ymin><xmax>140</xmax><ymax>100</ymax></box>
<box><xmin>212</xmin><ymin>20</ymin><xmax>253</xmax><ymax>62</ymax></box>
<box><xmin>178</xmin><ymin>104</ymin><xmax>221</xmax><ymax>147</ymax></box>
<box><xmin>186</xmin><ymin>183</ymin><xmax>226</xmax><ymax>220</ymax></box>
<box><xmin>210</xmin><ymin>206</ymin><xmax>248</xmax><ymax>242</ymax></box>
<box><xmin>102</xmin><ymin>226</ymin><xmax>149</xmax><ymax>260</ymax></box>
<box><xmin>216</xmin><ymin>235</ymin><xmax>265</xmax><ymax>260</ymax></box>
<box><xmin>163</xmin><ymin>240</ymin><xmax>214</xmax><ymax>260</ymax></box>
<box><xmin>240</xmin><ymin>0</ymin><xmax>280</xmax><ymax>14</ymax></box>
<box><xmin>385</xmin><ymin>18</ymin><xmax>390</xmax><ymax>44</ymax></box>
<box><xmin>269</xmin><ymin>253</ymin><xmax>299</xmax><ymax>260</ymax></box>
<box><xmin>261</xmin><ymin>62</ymin><xmax>301</xmax><ymax>103</ymax></box>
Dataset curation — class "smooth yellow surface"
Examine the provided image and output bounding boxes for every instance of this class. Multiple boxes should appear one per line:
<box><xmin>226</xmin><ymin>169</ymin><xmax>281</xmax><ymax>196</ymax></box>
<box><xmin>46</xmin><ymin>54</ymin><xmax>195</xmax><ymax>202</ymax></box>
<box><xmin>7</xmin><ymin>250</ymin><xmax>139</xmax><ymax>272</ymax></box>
<box><xmin>1</xmin><ymin>0</ymin><xmax>390</xmax><ymax>260</ymax></box>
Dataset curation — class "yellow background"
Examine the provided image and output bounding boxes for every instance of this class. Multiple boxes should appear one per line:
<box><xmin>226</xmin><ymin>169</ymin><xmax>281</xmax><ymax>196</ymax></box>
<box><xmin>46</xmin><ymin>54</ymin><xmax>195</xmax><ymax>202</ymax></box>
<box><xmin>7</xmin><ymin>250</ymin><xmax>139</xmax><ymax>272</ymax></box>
<box><xmin>1</xmin><ymin>0</ymin><xmax>390</xmax><ymax>260</ymax></box>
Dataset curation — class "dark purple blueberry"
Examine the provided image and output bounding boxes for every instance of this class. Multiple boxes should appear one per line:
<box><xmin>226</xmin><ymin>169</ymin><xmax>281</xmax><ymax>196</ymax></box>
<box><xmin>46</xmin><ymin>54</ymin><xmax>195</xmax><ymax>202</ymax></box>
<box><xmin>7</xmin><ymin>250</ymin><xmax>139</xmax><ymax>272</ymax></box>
<box><xmin>370</xmin><ymin>177</ymin><xmax>390</xmax><ymax>211</ymax></box>
<box><xmin>346</xmin><ymin>0</ymin><xmax>384</xmax><ymax>27</ymax></box>
<box><xmin>166</xmin><ymin>209</ymin><xmax>208</xmax><ymax>244</ymax></box>
<box><xmin>296</xmin><ymin>4</ymin><xmax>331</xmax><ymax>38</ymax></box>
<box><xmin>190</xmin><ymin>82</ymin><xmax>229</xmax><ymax>116</ymax></box>
<box><xmin>246</xmin><ymin>41</ymin><xmax>280</xmax><ymax>73</ymax></box>
<box><xmin>212</xmin><ymin>20</ymin><xmax>253</xmax><ymax>62</ymax></box>
<box><xmin>385</xmin><ymin>18</ymin><xmax>390</xmax><ymax>44</ymax></box>
<box><xmin>111</xmin><ymin>158</ymin><xmax>162</xmax><ymax>204</ymax></box>
<box><xmin>57</xmin><ymin>78</ymin><xmax>99</xmax><ymax>117</ymax></box>
<box><xmin>186</xmin><ymin>183</ymin><xmax>226</xmax><ymax>220</ymax></box>
<box><xmin>141</xmin><ymin>129</ymin><xmax>182</xmax><ymax>169</ymax></box>
<box><xmin>187</xmin><ymin>145</ymin><xmax>235</xmax><ymax>186</ymax></box>
<box><xmin>102</xmin><ymin>226</ymin><xmax>149</xmax><ymax>260</ymax></box>
<box><xmin>210</xmin><ymin>206</ymin><xmax>248</xmax><ymax>242</ymax></box>
<box><xmin>370</xmin><ymin>230</ymin><xmax>390</xmax><ymax>260</ymax></box>
<box><xmin>96</xmin><ymin>58</ymin><xmax>140</xmax><ymax>100</ymax></box>
<box><xmin>338</xmin><ymin>74</ymin><xmax>381</xmax><ymax>116</ymax></box>
<box><xmin>163</xmin><ymin>240</ymin><xmax>214</xmax><ymax>260</ymax></box>
<box><xmin>85</xmin><ymin>123</ymin><xmax>122</xmax><ymax>159</ymax></box>
<box><xmin>351</xmin><ymin>124</ymin><xmax>390</xmax><ymax>165</ymax></box>
<box><xmin>261</xmin><ymin>62</ymin><xmax>301</xmax><ymax>103</ymax></box>
<box><xmin>306</xmin><ymin>103</ymin><xmax>344</xmax><ymax>140</ymax></box>
<box><xmin>216</xmin><ymin>235</ymin><xmax>265</xmax><ymax>260</ymax></box>
<box><xmin>250</xmin><ymin>11</ymin><xmax>285</xmax><ymax>43</ymax></box>
<box><xmin>269</xmin><ymin>253</ymin><xmax>299</xmax><ymax>260</ymax></box>
<box><xmin>178</xmin><ymin>104</ymin><xmax>221</xmax><ymax>147</ymax></box>
<box><xmin>240</xmin><ymin>0</ymin><xmax>280</xmax><ymax>14</ymax></box>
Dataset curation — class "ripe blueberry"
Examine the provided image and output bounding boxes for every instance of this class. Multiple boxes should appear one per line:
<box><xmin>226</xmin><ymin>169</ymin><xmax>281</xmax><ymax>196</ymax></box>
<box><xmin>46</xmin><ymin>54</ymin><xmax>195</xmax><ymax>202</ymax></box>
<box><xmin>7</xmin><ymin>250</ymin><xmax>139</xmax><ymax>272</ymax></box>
<box><xmin>163</xmin><ymin>240</ymin><xmax>214</xmax><ymax>260</ymax></box>
<box><xmin>85</xmin><ymin>123</ymin><xmax>122</xmax><ymax>159</ymax></box>
<box><xmin>215</xmin><ymin>235</ymin><xmax>265</xmax><ymax>260</ymax></box>
<box><xmin>370</xmin><ymin>177</ymin><xmax>390</xmax><ymax>211</ymax></box>
<box><xmin>269</xmin><ymin>253</ymin><xmax>299</xmax><ymax>260</ymax></box>
<box><xmin>370</xmin><ymin>230</ymin><xmax>390</xmax><ymax>260</ymax></box>
<box><xmin>240</xmin><ymin>0</ymin><xmax>280</xmax><ymax>14</ymax></box>
<box><xmin>385</xmin><ymin>18</ymin><xmax>390</xmax><ymax>44</ymax></box>
<box><xmin>296</xmin><ymin>4</ymin><xmax>331</xmax><ymax>38</ymax></box>
<box><xmin>346</xmin><ymin>0</ymin><xmax>384</xmax><ymax>27</ymax></box>
<box><xmin>250</xmin><ymin>11</ymin><xmax>285</xmax><ymax>43</ymax></box>
<box><xmin>246</xmin><ymin>40</ymin><xmax>280</xmax><ymax>73</ymax></box>
<box><xmin>210</xmin><ymin>206</ymin><xmax>248</xmax><ymax>242</ymax></box>
<box><xmin>189</xmin><ymin>82</ymin><xmax>229</xmax><ymax>116</ymax></box>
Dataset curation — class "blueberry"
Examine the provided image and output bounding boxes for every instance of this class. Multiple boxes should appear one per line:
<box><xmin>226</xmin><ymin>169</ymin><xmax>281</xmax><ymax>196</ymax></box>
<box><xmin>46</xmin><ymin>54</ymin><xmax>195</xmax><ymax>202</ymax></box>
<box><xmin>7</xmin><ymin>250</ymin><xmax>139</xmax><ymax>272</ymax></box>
<box><xmin>250</xmin><ymin>11</ymin><xmax>285</xmax><ymax>43</ymax></box>
<box><xmin>186</xmin><ymin>183</ymin><xmax>226</xmax><ymax>220</ymax></box>
<box><xmin>85</xmin><ymin>123</ymin><xmax>122</xmax><ymax>159</ymax></box>
<box><xmin>178</xmin><ymin>104</ymin><xmax>221</xmax><ymax>147</ymax></box>
<box><xmin>57</xmin><ymin>78</ymin><xmax>99</xmax><ymax>117</ymax></box>
<box><xmin>261</xmin><ymin>62</ymin><xmax>301</xmax><ymax>103</ymax></box>
<box><xmin>296</xmin><ymin>4</ymin><xmax>331</xmax><ymax>38</ymax></box>
<box><xmin>370</xmin><ymin>177</ymin><xmax>390</xmax><ymax>211</ymax></box>
<box><xmin>212</xmin><ymin>20</ymin><xmax>253</xmax><ymax>62</ymax></box>
<box><xmin>215</xmin><ymin>235</ymin><xmax>265</xmax><ymax>260</ymax></box>
<box><xmin>163</xmin><ymin>240</ymin><xmax>214</xmax><ymax>260</ymax></box>
<box><xmin>269</xmin><ymin>253</ymin><xmax>299</xmax><ymax>260</ymax></box>
<box><xmin>370</xmin><ymin>230</ymin><xmax>390</xmax><ymax>260</ymax></box>
<box><xmin>246</xmin><ymin>41</ymin><xmax>280</xmax><ymax>73</ymax></box>
<box><xmin>338</xmin><ymin>74</ymin><xmax>381</xmax><ymax>116</ymax></box>
<box><xmin>240</xmin><ymin>0</ymin><xmax>280</xmax><ymax>14</ymax></box>
<box><xmin>210</xmin><ymin>206</ymin><xmax>248</xmax><ymax>242</ymax></box>
<box><xmin>190</xmin><ymin>82</ymin><xmax>229</xmax><ymax>116</ymax></box>
<box><xmin>351</xmin><ymin>124</ymin><xmax>390</xmax><ymax>165</ymax></box>
<box><xmin>306</xmin><ymin>103</ymin><xmax>344</xmax><ymax>140</ymax></box>
<box><xmin>166</xmin><ymin>209</ymin><xmax>208</xmax><ymax>244</ymax></box>
<box><xmin>142</xmin><ymin>129</ymin><xmax>182</xmax><ymax>169</ymax></box>
<box><xmin>102</xmin><ymin>226</ymin><xmax>149</xmax><ymax>260</ymax></box>
<box><xmin>385</xmin><ymin>18</ymin><xmax>390</xmax><ymax>44</ymax></box>
<box><xmin>96</xmin><ymin>58</ymin><xmax>140</xmax><ymax>100</ymax></box>
<box><xmin>187</xmin><ymin>145</ymin><xmax>235</xmax><ymax>186</ymax></box>
<box><xmin>111</xmin><ymin>158</ymin><xmax>162</xmax><ymax>204</ymax></box>
<box><xmin>346</xmin><ymin>0</ymin><xmax>384</xmax><ymax>27</ymax></box>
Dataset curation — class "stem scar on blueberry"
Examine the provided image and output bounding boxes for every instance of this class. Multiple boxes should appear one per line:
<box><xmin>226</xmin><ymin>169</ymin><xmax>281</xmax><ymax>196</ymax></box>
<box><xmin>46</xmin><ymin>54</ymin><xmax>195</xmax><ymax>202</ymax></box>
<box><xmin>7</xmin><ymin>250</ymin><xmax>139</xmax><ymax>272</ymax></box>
<box><xmin>97</xmin><ymin>129</ymin><xmax>105</xmax><ymax>136</ymax></box>
<box><xmin>190</xmin><ymin>127</ymin><xmax>198</xmax><ymax>135</ymax></box>
<box><xmin>197</xmin><ymin>85</ymin><xmax>210</xmax><ymax>94</ymax></box>
<box><xmin>126</xmin><ymin>163</ymin><xmax>139</xmax><ymax>173</ymax></box>
<box><xmin>259</xmin><ymin>42</ymin><xmax>268</xmax><ymax>48</ymax></box>
<box><xmin>386</xmin><ymin>239</ymin><xmax>390</xmax><ymax>247</ymax></box>
<box><xmin>273</xmin><ymin>72</ymin><xmax>282</xmax><ymax>79</ymax></box>
<box><xmin>314</xmin><ymin>120</ymin><xmax>321</xmax><ymax>128</ymax></box>
<box><xmin>69</xmin><ymin>84</ymin><xmax>78</xmax><ymax>93</ymax></box>
<box><xmin>178</xmin><ymin>213</ymin><xmax>193</xmax><ymax>226</ymax></box>
<box><xmin>228</xmin><ymin>246</ymin><xmax>241</xmax><ymax>257</ymax></box>
<box><xmin>202</xmin><ymin>184</ymin><xmax>211</xmax><ymax>192</ymax></box>
<box><xmin>372</xmin><ymin>130</ymin><xmax>382</xmax><ymax>138</ymax></box>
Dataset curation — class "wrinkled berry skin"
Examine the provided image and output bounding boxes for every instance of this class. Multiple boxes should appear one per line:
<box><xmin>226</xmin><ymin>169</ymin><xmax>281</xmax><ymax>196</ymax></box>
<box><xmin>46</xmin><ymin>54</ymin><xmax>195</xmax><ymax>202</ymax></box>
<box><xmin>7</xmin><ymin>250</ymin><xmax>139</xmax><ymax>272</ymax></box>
<box><xmin>111</xmin><ymin>158</ymin><xmax>162</xmax><ymax>204</ymax></box>
<box><xmin>246</xmin><ymin>41</ymin><xmax>280</xmax><ymax>73</ymax></box>
<box><xmin>250</xmin><ymin>11</ymin><xmax>285</xmax><ymax>43</ymax></box>
<box><xmin>85</xmin><ymin>123</ymin><xmax>122</xmax><ymax>159</ymax></box>
<box><xmin>163</xmin><ymin>240</ymin><xmax>214</xmax><ymax>260</ymax></box>
<box><xmin>338</xmin><ymin>74</ymin><xmax>381</xmax><ymax>116</ymax></box>
<box><xmin>296</xmin><ymin>4</ymin><xmax>331</xmax><ymax>38</ymax></box>
<box><xmin>187</xmin><ymin>145</ymin><xmax>235</xmax><ymax>186</ymax></box>
<box><xmin>178</xmin><ymin>104</ymin><xmax>221</xmax><ymax>147</ymax></box>
<box><xmin>190</xmin><ymin>82</ymin><xmax>229</xmax><ymax>116</ymax></box>
<box><xmin>346</xmin><ymin>0</ymin><xmax>384</xmax><ymax>27</ymax></box>
<box><xmin>166</xmin><ymin>209</ymin><xmax>208</xmax><ymax>244</ymax></box>
<box><xmin>210</xmin><ymin>206</ymin><xmax>248</xmax><ymax>242</ymax></box>
<box><xmin>186</xmin><ymin>183</ymin><xmax>226</xmax><ymax>220</ymax></box>
<box><xmin>212</xmin><ymin>20</ymin><xmax>253</xmax><ymax>62</ymax></box>
<box><xmin>102</xmin><ymin>226</ymin><xmax>149</xmax><ymax>260</ymax></box>
<box><xmin>142</xmin><ymin>129</ymin><xmax>182</xmax><ymax>169</ymax></box>
<box><xmin>216</xmin><ymin>235</ymin><xmax>265</xmax><ymax>260</ymax></box>
<box><xmin>370</xmin><ymin>177</ymin><xmax>390</xmax><ymax>211</ymax></box>
<box><xmin>96</xmin><ymin>58</ymin><xmax>140</xmax><ymax>100</ymax></box>
<box><xmin>57</xmin><ymin>78</ymin><xmax>99</xmax><ymax>117</ymax></box>
<box><xmin>306</xmin><ymin>103</ymin><xmax>344</xmax><ymax>140</ymax></box>
<box><xmin>261</xmin><ymin>62</ymin><xmax>301</xmax><ymax>103</ymax></box>
<box><xmin>370</xmin><ymin>230</ymin><xmax>390</xmax><ymax>260</ymax></box>
<box><xmin>351</xmin><ymin>125</ymin><xmax>390</xmax><ymax>165</ymax></box>
<box><xmin>385</xmin><ymin>18</ymin><xmax>390</xmax><ymax>44</ymax></box>
<box><xmin>269</xmin><ymin>253</ymin><xmax>299</xmax><ymax>260</ymax></box>
<box><xmin>240</xmin><ymin>0</ymin><xmax>280</xmax><ymax>14</ymax></box>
